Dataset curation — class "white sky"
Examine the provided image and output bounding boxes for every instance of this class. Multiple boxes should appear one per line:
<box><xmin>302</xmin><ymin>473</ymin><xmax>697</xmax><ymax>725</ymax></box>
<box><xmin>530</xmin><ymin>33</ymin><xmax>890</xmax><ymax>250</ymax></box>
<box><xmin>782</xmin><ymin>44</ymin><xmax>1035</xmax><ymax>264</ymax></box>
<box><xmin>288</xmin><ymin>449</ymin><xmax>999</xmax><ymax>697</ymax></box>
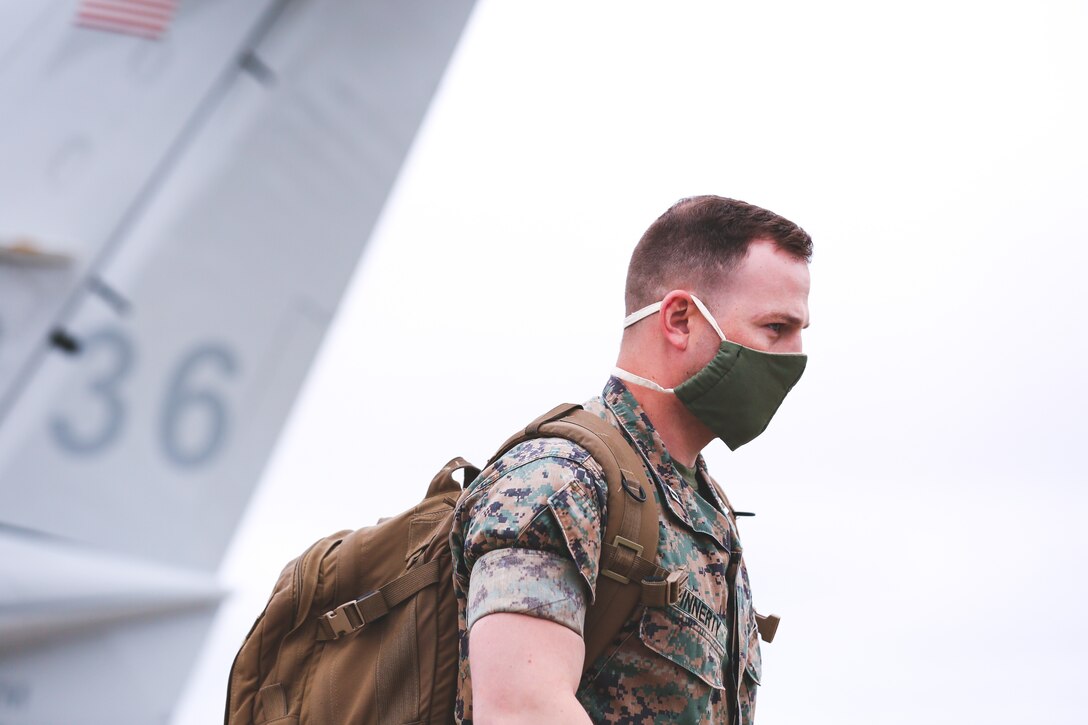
<box><xmin>177</xmin><ymin>2</ymin><xmax>1088</xmax><ymax>723</ymax></box>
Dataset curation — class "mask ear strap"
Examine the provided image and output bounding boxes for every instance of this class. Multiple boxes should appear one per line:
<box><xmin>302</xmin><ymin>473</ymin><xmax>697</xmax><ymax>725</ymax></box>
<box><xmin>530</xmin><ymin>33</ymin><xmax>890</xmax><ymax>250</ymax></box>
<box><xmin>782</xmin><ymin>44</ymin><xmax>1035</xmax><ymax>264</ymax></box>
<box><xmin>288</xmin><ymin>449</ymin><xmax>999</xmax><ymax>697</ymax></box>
<box><xmin>688</xmin><ymin>295</ymin><xmax>727</xmax><ymax>342</ymax></box>
<box><xmin>618</xmin><ymin>302</ymin><xmax>673</xmax><ymax>393</ymax></box>
<box><xmin>625</xmin><ymin>296</ymin><xmax>727</xmax><ymax>342</ymax></box>
<box><xmin>612</xmin><ymin>366</ymin><xmax>674</xmax><ymax>394</ymax></box>
<box><xmin>615</xmin><ymin>294</ymin><xmax>725</xmax><ymax>393</ymax></box>
<box><xmin>623</xmin><ymin>302</ymin><xmax>663</xmax><ymax>328</ymax></box>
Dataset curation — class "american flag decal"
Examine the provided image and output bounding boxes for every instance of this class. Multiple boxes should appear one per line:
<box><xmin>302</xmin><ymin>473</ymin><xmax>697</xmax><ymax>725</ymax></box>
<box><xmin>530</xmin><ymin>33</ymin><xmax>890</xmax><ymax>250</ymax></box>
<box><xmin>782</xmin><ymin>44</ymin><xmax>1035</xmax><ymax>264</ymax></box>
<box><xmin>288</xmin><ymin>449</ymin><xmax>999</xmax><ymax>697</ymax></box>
<box><xmin>75</xmin><ymin>0</ymin><xmax>179</xmax><ymax>40</ymax></box>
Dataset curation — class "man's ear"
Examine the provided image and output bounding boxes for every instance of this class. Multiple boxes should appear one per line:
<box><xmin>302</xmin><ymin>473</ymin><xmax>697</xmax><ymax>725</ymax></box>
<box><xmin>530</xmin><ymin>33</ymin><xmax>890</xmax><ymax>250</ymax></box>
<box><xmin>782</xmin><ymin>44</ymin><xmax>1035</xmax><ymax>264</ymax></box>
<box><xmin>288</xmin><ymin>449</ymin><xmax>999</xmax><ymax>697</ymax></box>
<box><xmin>659</xmin><ymin>290</ymin><xmax>694</xmax><ymax>351</ymax></box>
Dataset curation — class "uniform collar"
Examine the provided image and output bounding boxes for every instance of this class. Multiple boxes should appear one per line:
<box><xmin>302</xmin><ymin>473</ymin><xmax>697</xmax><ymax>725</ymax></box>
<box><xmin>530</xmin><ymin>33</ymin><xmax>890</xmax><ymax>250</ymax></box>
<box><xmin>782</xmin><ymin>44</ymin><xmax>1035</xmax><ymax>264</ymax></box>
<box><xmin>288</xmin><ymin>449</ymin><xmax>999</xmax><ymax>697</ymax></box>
<box><xmin>599</xmin><ymin>376</ymin><xmax>733</xmax><ymax>550</ymax></box>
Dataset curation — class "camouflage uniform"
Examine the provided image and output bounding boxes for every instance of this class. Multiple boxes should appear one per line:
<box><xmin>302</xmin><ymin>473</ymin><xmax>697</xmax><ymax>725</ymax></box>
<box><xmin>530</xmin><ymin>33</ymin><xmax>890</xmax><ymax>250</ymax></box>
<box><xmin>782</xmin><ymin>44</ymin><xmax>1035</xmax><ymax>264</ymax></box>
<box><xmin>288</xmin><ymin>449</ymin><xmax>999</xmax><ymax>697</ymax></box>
<box><xmin>451</xmin><ymin>377</ymin><xmax>764</xmax><ymax>724</ymax></box>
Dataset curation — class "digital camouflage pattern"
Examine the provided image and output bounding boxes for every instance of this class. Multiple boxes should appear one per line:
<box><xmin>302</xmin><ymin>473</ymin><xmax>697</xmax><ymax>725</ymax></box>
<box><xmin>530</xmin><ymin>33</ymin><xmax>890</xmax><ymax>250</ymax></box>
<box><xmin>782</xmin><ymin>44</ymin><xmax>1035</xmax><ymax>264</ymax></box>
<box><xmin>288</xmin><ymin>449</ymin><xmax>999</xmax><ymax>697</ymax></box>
<box><xmin>466</xmin><ymin>548</ymin><xmax>588</xmax><ymax>635</ymax></box>
<box><xmin>451</xmin><ymin>377</ymin><xmax>763</xmax><ymax>724</ymax></box>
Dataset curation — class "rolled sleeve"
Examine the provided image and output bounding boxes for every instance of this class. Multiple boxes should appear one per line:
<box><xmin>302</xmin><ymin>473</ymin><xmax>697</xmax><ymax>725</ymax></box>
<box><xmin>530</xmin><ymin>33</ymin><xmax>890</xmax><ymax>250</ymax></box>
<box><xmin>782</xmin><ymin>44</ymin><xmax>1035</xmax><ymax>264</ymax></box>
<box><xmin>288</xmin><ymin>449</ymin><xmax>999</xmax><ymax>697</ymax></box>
<box><xmin>455</xmin><ymin>441</ymin><xmax>607</xmax><ymax>590</ymax></box>
<box><xmin>466</xmin><ymin>548</ymin><xmax>589</xmax><ymax>636</ymax></box>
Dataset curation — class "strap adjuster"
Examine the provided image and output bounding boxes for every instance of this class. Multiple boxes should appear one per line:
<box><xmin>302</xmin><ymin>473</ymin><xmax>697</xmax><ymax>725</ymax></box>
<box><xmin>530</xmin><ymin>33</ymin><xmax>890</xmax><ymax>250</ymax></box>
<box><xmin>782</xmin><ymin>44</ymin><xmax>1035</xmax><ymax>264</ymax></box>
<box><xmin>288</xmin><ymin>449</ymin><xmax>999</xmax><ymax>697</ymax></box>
<box><xmin>600</xmin><ymin>535</ymin><xmax>644</xmax><ymax>585</ymax></box>
<box><xmin>640</xmin><ymin>569</ymin><xmax>686</xmax><ymax>607</ymax></box>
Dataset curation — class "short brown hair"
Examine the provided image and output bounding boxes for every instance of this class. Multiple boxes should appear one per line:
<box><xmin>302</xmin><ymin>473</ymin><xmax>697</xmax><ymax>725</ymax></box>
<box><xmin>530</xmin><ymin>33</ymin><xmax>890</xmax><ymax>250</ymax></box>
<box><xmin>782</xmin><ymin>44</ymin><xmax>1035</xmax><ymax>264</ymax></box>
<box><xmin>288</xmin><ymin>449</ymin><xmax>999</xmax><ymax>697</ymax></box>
<box><xmin>624</xmin><ymin>196</ymin><xmax>813</xmax><ymax>313</ymax></box>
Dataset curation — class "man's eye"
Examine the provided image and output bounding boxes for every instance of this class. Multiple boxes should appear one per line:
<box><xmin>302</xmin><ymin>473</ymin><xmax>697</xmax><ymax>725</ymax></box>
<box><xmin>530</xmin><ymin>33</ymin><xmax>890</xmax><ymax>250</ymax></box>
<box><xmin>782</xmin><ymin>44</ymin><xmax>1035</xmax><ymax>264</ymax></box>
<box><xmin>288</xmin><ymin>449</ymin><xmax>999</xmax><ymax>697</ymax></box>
<box><xmin>766</xmin><ymin>323</ymin><xmax>784</xmax><ymax>334</ymax></box>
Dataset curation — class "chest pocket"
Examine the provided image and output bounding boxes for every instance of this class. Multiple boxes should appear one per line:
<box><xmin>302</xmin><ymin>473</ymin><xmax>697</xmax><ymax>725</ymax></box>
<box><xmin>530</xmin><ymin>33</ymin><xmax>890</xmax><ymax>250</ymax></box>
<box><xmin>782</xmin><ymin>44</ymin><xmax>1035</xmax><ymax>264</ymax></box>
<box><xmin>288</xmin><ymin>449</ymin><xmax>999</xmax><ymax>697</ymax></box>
<box><xmin>638</xmin><ymin>596</ymin><xmax>728</xmax><ymax>689</ymax></box>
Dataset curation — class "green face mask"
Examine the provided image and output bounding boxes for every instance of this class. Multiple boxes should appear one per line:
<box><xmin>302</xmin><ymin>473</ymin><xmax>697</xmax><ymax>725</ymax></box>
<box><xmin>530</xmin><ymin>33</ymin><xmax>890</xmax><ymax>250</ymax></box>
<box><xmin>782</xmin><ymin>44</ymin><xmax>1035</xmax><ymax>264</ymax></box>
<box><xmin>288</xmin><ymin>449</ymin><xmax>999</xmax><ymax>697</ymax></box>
<box><xmin>613</xmin><ymin>295</ymin><xmax>807</xmax><ymax>450</ymax></box>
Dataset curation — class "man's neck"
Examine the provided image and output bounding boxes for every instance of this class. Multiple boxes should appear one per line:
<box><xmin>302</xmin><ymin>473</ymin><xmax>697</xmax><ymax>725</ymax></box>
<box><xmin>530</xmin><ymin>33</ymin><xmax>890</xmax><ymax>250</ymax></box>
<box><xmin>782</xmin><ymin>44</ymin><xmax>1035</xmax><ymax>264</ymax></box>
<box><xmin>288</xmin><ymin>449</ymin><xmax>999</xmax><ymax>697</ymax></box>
<box><xmin>623</xmin><ymin>384</ymin><xmax>713</xmax><ymax>468</ymax></box>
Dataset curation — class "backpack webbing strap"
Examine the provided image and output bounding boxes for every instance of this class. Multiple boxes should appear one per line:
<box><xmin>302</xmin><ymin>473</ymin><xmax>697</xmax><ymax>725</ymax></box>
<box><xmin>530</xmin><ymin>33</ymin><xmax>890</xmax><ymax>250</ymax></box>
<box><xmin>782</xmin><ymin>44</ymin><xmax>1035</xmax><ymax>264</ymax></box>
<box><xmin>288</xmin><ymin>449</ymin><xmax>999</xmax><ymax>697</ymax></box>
<box><xmin>490</xmin><ymin>403</ymin><xmax>671</xmax><ymax>671</ymax></box>
<box><xmin>316</xmin><ymin>557</ymin><xmax>443</xmax><ymax>641</ymax></box>
<box><xmin>755</xmin><ymin>613</ymin><xmax>780</xmax><ymax>643</ymax></box>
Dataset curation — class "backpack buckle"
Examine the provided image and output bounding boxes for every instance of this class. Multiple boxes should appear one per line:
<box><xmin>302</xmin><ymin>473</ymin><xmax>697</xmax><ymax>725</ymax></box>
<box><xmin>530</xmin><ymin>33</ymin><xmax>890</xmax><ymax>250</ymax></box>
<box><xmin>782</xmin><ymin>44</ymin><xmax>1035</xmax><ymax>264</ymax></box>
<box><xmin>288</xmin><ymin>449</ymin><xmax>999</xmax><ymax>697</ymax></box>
<box><xmin>320</xmin><ymin>589</ymin><xmax>393</xmax><ymax>640</ymax></box>
<box><xmin>756</xmin><ymin>612</ymin><xmax>781</xmax><ymax>643</ymax></box>
<box><xmin>322</xmin><ymin>600</ymin><xmax>364</xmax><ymax>639</ymax></box>
<box><xmin>639</xmin><ymin>569</ymin><xmax>686</xmax><ymax>607</ymax></box>
<box><xmin>665</xmin><ymin>569</ymin><xmax>686</xmax><ymax>604</ymax></box>
<box><xmin>663</xmin><ymin>569</ymin><xmax>684</xmax><ymax>604</ymax></box>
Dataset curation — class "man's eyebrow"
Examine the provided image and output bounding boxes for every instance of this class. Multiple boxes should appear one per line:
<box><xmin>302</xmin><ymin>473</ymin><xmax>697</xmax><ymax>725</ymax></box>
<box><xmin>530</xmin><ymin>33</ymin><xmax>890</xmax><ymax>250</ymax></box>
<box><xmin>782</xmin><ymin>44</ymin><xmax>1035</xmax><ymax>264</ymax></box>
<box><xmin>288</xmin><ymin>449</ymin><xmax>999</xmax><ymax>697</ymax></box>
<box><xmin>761</xmin><ymin>313</ymin><xmax>808</xmax><ymax>328</ymax></box>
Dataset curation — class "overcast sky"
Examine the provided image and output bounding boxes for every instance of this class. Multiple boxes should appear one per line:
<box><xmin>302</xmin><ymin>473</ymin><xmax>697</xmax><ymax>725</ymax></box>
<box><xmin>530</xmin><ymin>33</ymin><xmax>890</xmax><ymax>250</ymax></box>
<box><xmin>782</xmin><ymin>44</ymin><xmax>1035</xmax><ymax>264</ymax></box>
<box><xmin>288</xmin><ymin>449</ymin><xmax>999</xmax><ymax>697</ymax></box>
<box><xmin>176</xmin><ymin>2</ymin><xmax>1088</xmax><ymax>722</ymax></box>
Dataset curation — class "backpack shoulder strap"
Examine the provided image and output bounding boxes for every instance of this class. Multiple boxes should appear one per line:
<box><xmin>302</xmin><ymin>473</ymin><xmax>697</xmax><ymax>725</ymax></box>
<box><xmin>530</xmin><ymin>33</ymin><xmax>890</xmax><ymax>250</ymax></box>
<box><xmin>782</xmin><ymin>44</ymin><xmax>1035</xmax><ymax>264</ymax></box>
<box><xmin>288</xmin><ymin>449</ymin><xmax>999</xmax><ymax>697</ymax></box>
<box><xmin>491</xmin><ymin>403</ymin><xmax>677</xmax><ymax>670</ymax></box>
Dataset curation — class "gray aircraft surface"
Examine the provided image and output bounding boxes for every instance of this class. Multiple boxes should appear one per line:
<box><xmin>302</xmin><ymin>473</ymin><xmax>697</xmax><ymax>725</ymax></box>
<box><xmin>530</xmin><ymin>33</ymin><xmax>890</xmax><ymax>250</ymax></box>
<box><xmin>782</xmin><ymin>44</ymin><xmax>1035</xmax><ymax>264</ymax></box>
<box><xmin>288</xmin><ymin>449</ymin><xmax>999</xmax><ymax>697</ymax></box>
<box><xmin>0</xmin><ymin>1</ymin><xmax>475</xmax><ymax>722</ymax></box>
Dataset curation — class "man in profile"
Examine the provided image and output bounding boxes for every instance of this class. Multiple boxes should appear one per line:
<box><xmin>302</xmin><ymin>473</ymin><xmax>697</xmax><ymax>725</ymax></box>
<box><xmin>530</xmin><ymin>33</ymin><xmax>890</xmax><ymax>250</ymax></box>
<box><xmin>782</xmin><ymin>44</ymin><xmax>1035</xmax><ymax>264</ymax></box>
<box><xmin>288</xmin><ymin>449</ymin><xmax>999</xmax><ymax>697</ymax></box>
<box><xmin>451</xmin><ymin>195</ymin><xmax>812</xmax><ymax>724</ymax></box>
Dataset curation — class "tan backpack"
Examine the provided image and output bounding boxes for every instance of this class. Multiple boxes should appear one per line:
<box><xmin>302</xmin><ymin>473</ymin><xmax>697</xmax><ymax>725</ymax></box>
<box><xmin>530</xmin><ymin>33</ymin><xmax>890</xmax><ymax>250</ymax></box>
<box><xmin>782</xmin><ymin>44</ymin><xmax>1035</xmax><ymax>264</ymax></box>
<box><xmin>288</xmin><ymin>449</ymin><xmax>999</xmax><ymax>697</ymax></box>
<box><xmin>224</xmin><ymin>404</ymin><xmax>676</xmax><ymax>725</ymax></box>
